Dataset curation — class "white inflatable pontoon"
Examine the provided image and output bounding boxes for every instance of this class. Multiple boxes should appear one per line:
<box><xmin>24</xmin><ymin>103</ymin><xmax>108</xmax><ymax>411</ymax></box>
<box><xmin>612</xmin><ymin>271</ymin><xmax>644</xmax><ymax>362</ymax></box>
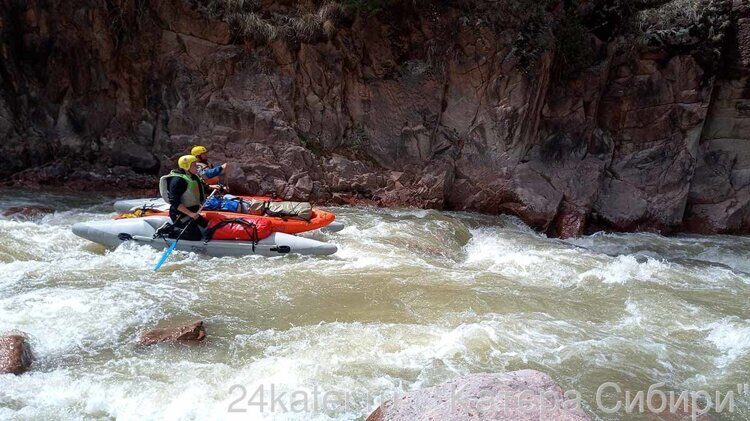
<box><xmin>72</xmin><ymin>216</ymin><xmax>337</xmax><ymax>257</ymax></box>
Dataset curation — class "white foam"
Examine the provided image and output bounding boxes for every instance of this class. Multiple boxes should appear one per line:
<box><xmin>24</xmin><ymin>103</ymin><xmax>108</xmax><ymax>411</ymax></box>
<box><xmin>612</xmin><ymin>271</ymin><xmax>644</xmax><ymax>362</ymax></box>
<box><xmin>705</xmin><ymin>319</ymin><xmax>750</xmax><ymax>368</ymax></box>
<box><xmin>0</xmin><ymin>284</ymin><xmax>171</xmax><ymax>358</ymax></box>
<box><xmin>461</xmin><ymin>227</ymin><xmax>584</xmax><ymax>286</ymax></box>
<box><xmin>577</xmin><ymin>255</ymin><xmax>667</xmax><ymax>285</ymax></box>
<box><xmin>620</xmin><ymin>299</ymin><xmax>643</xmax><ymax>328</ymax></box>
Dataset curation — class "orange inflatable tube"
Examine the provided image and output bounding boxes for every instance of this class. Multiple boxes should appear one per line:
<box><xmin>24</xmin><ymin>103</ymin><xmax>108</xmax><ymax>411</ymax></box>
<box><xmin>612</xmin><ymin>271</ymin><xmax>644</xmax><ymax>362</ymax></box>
<box><xmin>201</xmin><ymin>209</ymin><xmax>335</xmax><ymax>235</ymax></box>
<box><xmin>115</xmin><ymin>195</ymin><xmax>335</xmax><ymax>235</ymax></box>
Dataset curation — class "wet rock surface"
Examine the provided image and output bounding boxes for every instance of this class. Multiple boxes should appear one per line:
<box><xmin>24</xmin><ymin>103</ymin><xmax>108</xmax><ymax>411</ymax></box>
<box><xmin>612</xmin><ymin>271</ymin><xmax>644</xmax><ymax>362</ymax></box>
<box><xmin>1</xmin><ymin>0</ymin><xmax>749</xmax><ymax>236</ymax></box>
<box><xmin>366</xmin><ymin>370</ymin><xmax>590</xmax><ymax>421</ymax></box>
<box><xmin>0</xmin><ymin>335</ymin><xmax>33</xmax><ymax>375</ymax></box>
<box><xmin>139</xmin><ymin>320</ymin><xmax>206</xmax><ymax>346</ymax></box>
<box><xmin>2</xmin><ymin>205</ymin><xmax>54</xmax><ymax>219</ymax></box>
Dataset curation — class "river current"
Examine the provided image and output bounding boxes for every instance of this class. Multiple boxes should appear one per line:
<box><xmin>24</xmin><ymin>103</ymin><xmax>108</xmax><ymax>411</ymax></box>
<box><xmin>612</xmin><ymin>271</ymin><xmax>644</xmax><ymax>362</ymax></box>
<box><xmin>0</xmin><ymin>190</ymin><xmax>749</xmax><ymax>420</ymax></box>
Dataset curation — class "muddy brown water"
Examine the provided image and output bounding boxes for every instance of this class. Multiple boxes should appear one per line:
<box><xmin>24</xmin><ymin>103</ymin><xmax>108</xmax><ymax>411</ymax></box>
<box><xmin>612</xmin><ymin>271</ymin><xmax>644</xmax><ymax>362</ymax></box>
<box><xmin>0</xmin><ymin>190</ymin><xmax>748</xmax><ymax>420</ymax></box>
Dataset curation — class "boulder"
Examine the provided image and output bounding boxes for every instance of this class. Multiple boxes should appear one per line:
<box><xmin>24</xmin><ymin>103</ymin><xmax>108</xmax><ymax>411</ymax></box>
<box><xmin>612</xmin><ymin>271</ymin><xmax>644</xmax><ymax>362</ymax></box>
<box><xmin>110</xmin><ymin>139</ymin><xmax>159</xmax><ymax>173</ymax></box>
<box><xmin>366</xmin><ymin>370</ymin><xmax>589</xmax><ymax>421</ymax></box>
<box><xmin>376</xmin><ymin>160</ymin><xmax>455</xmax><ymax>209</ymax></box>
<box><xmin>139</xmin><ymin>320</ymin><xmax>206</xmax><ymax>346</ymax></box>
<box><xmin>549</xmin><ymin>201</ymin><xmax>587</xmax><ymax>238</ymax></box>
<box><xmin>0</xmin><ymin>335</ymin><xmax>33</xmax><ymax>375</ymax></box>
<box><xmin>2</xmin><ymin>205</ymin><xmax>54</xmax><ymax>219</ymax></box>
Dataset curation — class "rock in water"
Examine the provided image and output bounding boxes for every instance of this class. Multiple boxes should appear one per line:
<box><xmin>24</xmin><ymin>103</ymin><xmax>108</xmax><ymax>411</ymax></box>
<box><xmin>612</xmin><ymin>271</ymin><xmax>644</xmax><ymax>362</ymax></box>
<box><xmin>139</xmin><ymin>321</ymin><xmax>206</xmax><ymax>346</ymax></box>
<box><xmin>0</xmin><ymin>335</ymin><xmax>33</xmax><ymax>375</ymax></box>
<box><xmin>366</xmin><ymin>370</ymin><xmax>589</xmax><ymax>421</ymax></box>
<box><xmin>2</xmin><ymin>206</ymin><xmax>54</xmax><ymax>220</ymax></box>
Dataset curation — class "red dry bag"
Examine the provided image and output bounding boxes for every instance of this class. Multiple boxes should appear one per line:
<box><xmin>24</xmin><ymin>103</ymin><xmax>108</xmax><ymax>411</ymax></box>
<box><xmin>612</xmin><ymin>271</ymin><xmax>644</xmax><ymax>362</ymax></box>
<box><xmin>205</xmin><ymin>216</ymin><xmax>272</xmax><ymax>241</ymax></box>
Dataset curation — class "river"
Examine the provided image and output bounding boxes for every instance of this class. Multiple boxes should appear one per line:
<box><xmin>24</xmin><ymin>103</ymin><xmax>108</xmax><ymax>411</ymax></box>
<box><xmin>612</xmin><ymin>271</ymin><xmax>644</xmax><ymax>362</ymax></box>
<box><xmin>0</xmin><ymin>190</ymin><xmax>749</xmax><ymax>420</ymax></box>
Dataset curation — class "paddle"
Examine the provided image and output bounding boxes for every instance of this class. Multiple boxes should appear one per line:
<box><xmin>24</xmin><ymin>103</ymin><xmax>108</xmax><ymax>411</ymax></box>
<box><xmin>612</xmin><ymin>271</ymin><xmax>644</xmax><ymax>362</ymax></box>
<box><xmin>153</xmin><ymin>189</ymin><xmax>217</xmax><ymax>271</ymax></box>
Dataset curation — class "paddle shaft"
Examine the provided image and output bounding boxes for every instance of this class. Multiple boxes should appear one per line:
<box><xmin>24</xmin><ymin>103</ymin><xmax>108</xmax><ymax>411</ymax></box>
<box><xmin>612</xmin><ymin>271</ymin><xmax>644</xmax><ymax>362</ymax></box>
<box><xmin>153</xmin><ymin>188</ymin><xmax>217</xmax><ymax>271</ymax></box>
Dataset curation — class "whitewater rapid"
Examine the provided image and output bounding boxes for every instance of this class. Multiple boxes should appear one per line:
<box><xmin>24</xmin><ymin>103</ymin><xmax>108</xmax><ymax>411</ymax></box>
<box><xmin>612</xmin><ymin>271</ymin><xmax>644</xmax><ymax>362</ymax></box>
<box><xmin>0</xmin><ymin>190</ymin><xmax>749</xmax><ymax>420</ymax></box>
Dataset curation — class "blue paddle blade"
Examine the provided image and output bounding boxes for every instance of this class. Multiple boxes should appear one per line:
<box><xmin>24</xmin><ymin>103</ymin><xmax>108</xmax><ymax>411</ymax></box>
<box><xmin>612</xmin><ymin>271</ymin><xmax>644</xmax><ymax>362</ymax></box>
<box><xmin>153</xmin><ymin>240</ymin><xmax>178</xmax><ymax>271</ymax></box>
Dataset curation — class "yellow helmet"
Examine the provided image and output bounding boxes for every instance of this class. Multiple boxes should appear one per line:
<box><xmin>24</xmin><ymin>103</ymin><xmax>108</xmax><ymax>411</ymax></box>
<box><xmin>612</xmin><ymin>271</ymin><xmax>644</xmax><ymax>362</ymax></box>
<box><xmin>178</xmin><ymin>155</ymin><xmax>198</xmax><ymax>171</ymax></box>
<box><xmin>191</xmin><ymin>145</ymin><xmax>208</xmax><ymax>157</ymax></box>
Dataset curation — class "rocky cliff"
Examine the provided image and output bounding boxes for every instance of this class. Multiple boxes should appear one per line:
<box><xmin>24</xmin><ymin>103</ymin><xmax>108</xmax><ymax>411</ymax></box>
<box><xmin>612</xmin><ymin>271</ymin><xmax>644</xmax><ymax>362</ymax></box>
<box><xmin>2</xmin><ymin>0</ymin><xmax>750</xmax><ymax>236</ymax></box>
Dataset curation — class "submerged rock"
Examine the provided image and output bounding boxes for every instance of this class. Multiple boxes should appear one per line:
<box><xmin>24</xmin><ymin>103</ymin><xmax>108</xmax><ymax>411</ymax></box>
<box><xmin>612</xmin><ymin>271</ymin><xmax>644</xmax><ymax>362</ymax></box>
<box><xmin>0</xmin><ymin>335</ymin><xmax>34</xmax><ymax>375</ymax></box>
<box><xmin>2</xmin><ymin>205</ymin><xmax>54</xmax><ymax>220</ymax></box>
<box><xmin>139</xmin><ymin>320</ymin><xmax>206</xmax><ymax>346</ymax></box>
<box><xmin>366</xmin><ymin>370</ymin><xmax>589</xmax><ymax>421</ymax></box>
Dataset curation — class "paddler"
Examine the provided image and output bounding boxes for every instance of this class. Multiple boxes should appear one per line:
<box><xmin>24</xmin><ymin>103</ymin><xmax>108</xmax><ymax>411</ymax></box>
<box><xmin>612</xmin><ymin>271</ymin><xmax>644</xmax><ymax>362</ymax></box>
<box><xmin>158</xmin><ymin>155</ymin><xmax>210</xmax><ymax>241</ymax></box>
<box><xmin>191</xmin><ymin>145</ymin><xmax>228</xmax><ymax>187</ymax></box>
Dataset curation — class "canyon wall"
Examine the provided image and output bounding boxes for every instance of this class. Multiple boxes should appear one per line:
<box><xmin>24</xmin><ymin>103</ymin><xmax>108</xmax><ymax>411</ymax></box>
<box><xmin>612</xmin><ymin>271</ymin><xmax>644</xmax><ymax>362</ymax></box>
<box><xmin>2</xmin><ymin>0</ymin><xmax>750</xmax><ymax>236</ymax></box>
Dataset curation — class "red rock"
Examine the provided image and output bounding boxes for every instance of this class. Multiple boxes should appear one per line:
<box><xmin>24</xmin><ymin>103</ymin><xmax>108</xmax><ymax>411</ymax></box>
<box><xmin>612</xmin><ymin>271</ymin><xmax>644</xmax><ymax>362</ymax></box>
<box><xmin>0</xmin><ymin>335</ymin><xmax>33</xmax><ymax>375</ymax></box>
<box><xmin>550</xmin><ymin>201</ymin><xmax>587</xmax><ymax>238</ymax></box>
<box><xmin>139</xmin><ymin>321</ymin><xmax>206</xmax><ymax>346</ymax></box>
<box><xmin>366</xmin><ymin>370</ymin><xmax>590</xmax><ymax>421</ymax></box>
<box><xmin>2</xmin><ymin>205</ymin><xmax>54</xmax><ymax>219</ymax></box>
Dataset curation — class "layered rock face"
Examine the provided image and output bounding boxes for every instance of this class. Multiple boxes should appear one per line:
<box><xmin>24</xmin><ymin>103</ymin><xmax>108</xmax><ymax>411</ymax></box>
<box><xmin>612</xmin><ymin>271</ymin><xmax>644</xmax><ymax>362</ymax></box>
<box><xmin>2</xmin><ymin>0</ymin><xmax>750</xmax><ymax>236</ymax></box>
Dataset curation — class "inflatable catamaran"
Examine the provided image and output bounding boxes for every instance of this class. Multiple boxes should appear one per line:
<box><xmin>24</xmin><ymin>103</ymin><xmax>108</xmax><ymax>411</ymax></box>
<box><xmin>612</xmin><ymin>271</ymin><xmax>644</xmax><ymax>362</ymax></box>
<box><xmin>72</xmin><ymin>195</ymin><xmax>342</xmax><ymax>257</ymax></box>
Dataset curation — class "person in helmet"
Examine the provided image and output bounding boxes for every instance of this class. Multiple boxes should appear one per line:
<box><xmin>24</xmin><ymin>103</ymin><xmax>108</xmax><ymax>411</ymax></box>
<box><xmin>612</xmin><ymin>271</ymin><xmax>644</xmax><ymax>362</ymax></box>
<box><xmin>158</xmin><ymin>155</ymin><xmax>208</xmax><ymax>241</ymax></box>
<box><xmin>191</xmin><ymin>145</ymin><xmax>228</xmax><ymax>186</ymax></box>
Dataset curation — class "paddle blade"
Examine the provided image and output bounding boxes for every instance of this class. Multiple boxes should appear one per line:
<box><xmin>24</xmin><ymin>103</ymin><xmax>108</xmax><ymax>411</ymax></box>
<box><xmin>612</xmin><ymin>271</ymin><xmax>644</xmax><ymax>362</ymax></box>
<box><xmin>153</xmin><ymin>240</ymin><xmax>178</xmax><ymax>271</ymax></box>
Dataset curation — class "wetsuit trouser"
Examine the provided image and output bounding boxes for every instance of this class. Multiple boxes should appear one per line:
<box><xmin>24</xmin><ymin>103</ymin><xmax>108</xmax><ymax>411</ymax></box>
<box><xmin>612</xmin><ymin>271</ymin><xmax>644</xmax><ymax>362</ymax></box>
<box><xmin>170</xmin><ymin>215</ymin><xmax>207</xmax><ymax>241</ymax></box>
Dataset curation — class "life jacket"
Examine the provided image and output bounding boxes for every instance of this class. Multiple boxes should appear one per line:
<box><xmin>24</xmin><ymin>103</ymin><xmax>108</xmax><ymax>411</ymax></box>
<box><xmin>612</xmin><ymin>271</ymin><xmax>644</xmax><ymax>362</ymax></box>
<box><xmin>114</xmin><ymin>208</ymin><xmax>159</xmax><ymax>219</ymax></box>
<box><xmin>196</xmin><ymin>161</ymin><xmax>220</xmax><ymax>185</ymax></box>
<box><xmin>158</xmin><ymin>170</ymin><xmax>203</xmax><ymax>208</ymax></box>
